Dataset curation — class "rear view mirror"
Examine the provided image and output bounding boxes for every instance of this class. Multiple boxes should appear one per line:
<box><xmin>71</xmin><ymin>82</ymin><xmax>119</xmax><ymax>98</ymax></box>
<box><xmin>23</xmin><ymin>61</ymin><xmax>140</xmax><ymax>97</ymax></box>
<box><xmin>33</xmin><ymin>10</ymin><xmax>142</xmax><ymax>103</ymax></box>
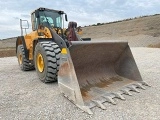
<box><xmin>65</xmin><ymin>14</ymin><xmax>68</xmax><ymax>21</ymax></box>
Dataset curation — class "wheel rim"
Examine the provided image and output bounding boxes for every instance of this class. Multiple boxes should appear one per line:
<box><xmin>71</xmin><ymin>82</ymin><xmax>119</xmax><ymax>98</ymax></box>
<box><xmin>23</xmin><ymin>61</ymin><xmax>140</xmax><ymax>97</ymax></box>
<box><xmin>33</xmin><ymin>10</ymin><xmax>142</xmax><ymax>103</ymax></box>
<box><xmin>37</xmin><ymin>53</ymin><xmax>44</xmax><ymax>72</ymax></box>
<box><xmin>18</xmin><ymin>54</ymin><xmax>22</xmax><ymax>65</ymax></box>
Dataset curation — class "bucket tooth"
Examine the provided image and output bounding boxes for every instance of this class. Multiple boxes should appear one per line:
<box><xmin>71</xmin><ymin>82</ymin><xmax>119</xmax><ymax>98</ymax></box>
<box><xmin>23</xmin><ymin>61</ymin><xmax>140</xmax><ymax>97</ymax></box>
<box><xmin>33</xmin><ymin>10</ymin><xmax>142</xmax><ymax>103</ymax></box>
<box><xmin>141</xmin><ymin>81</ymin><xmax>151</xmax><ymax>87</ymax></box>
<box><xmin>76</xmin><ymin>105</ymin><xmax>93</xmax><ymax>114</ymax></box>
<box><xmin>102</xmin><ymin>96</ymin><xmax>117</xmax><ymax>105</ymax></box>
<box><xmin>121</xmin><ymin>89</ymin><xmax>132</xmax><ymax>96</ymax></box>
<box><xmin>134</xmin><ymin>83</ymin><xmax>146</xmax><ymax>90</ymax></box>
<box><xmin>113</xmin><ymin>92</ymin><xmax>126</xmax><ymax>100</ymax></box>
<box><xmin>128</xmin><ymin>86</ymin><xmax>140</xmax><ymax>93</ymax></box>
<box><xmin>92</xmin><ymin>100</ymin><xmax>106</xmax><ymax>110</ymax></box>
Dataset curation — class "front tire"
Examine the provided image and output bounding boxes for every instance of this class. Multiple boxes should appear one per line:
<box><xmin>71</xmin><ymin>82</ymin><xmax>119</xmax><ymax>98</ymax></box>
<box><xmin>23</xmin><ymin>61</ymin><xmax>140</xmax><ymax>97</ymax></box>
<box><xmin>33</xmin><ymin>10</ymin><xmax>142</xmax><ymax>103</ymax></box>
<box><xmin>34</xmin><ymin>41</ymin><xmax>61</xmax><ymax>83</ymax></box>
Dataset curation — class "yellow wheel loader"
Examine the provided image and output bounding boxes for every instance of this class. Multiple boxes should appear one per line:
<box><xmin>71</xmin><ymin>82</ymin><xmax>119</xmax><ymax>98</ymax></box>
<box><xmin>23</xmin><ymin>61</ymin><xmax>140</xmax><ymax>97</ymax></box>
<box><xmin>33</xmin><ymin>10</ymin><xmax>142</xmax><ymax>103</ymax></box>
<box><xmin>16</xmin><ymin>7</ymin><xmax>150</xmax><ymax>114</ymax></box>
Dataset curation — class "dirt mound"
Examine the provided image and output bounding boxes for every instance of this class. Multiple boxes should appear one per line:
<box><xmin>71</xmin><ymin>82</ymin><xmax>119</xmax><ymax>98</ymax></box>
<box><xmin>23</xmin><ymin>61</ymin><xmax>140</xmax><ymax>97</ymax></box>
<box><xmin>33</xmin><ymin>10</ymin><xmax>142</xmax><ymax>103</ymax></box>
<box><xmin>0</xmin><ymin>37</ymin><xmax>17</xmax><ymax>49</ymax></box>
<box><xmin>81</xmin><ymin>14</ymin><xmax>160</xmax><ymax>48</ymax></box>
<box><xmin>92</xmin><ymin>34</ymin><xmax>160</xmax><ymax>47</ymax></box>
<box><xmin>1</xmin><ymin>14</ymin><xmax>160</xmax><ymax>58</ymax></box>
<box><xmin>0</xmin><ymin>49</ymin><xmax>16</xmax><ymax>58</ymax></box>
<box><xmin>148</xmin><ymin>43</ymin><xmax>160</xmax><ymax>48</ymax></box>
<box><xmin>0</xmin><ymin>37</ymin><xmax>17</xmax><ymax>57</ymax></box>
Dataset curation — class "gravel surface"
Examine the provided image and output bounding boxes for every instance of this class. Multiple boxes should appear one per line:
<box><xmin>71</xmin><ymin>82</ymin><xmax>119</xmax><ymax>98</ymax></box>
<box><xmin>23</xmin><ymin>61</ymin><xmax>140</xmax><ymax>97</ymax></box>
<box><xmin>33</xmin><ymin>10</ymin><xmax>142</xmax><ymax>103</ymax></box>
<box><xmin>0</xmin><ymin>48</ymin><xmax>160</xmax><ymax>120</ymax></box>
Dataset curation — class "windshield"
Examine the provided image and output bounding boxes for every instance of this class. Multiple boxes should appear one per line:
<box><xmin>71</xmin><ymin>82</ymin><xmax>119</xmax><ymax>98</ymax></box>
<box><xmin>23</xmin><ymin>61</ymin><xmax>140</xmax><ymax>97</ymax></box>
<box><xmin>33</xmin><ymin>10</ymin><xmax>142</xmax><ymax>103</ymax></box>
<box><xmin>39</xmin><ymin>11</ymin><xmax>62</xmax><ymax>28</ymax></box>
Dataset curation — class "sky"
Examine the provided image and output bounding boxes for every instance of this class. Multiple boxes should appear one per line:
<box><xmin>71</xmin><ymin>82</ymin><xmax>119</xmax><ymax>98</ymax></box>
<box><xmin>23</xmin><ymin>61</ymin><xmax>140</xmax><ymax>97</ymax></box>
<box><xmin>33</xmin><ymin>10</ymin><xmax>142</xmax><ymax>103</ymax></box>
<box><xmin>1</xmin><ymin>0</ymin><xmax>160</xmax><ymax>39</ymax></box>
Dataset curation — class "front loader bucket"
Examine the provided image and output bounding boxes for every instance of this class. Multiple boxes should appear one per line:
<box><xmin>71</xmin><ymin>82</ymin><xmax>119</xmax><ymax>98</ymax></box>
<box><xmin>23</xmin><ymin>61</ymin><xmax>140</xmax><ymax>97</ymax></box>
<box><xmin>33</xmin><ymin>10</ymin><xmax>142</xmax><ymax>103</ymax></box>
<box><xmin>58</xmin><ymin>41</ymin><xmax>150</xmax><ymax>114</ymax></box>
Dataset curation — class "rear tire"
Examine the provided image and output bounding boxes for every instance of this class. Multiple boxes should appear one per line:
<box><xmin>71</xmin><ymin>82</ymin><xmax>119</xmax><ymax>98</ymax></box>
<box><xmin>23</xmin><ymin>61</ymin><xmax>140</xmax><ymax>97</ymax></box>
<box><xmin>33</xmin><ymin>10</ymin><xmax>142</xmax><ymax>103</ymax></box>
<box><xmin>17</xmin><ymin>45</ymin><xmax>35</xmax><ymax>71</ymax></box>
<box><xmin>34</xmin><ymin>41</ymin><xmax>61</xmax><ymax>83</ymax></box>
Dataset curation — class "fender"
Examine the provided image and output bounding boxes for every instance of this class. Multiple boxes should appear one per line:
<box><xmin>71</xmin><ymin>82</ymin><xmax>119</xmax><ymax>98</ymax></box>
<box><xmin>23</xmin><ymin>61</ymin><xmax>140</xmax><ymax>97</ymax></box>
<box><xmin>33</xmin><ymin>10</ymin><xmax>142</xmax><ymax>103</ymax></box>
<box><xmin>32</xmin><ymin>38</ymin><xmax>56</xmax><ymax>58</ymax></box>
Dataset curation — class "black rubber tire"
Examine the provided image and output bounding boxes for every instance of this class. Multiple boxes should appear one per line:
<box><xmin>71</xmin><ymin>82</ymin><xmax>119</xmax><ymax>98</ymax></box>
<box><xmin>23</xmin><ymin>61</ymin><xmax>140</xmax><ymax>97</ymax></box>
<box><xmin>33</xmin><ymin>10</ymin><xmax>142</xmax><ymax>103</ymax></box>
<box><xmin>17</xmin><ymin>45</ymin><xmax>35</xmax><ymax>71</ymax></box>
<box><xmin>34</xmin><ymin>41</ymin><xmax>61</xmax><ymax>83</ymax></box>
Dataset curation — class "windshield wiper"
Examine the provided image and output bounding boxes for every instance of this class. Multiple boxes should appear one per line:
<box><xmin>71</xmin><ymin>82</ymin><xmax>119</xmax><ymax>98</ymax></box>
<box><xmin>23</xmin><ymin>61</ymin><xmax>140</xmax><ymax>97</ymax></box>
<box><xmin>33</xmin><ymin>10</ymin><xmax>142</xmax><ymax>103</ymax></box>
<box><xmin>43</xmin><ymin>12</ymin><xmax>51</xmax><ymax>28</ymax></box>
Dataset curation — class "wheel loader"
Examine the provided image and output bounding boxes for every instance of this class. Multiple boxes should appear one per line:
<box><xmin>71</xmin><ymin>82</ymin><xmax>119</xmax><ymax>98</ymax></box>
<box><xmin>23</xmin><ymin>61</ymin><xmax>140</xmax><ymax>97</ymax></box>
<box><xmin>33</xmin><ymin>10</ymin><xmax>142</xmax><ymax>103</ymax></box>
<box><xmin>16</xmin><ymin>7</ymin><xmax>150</xmax><ymax>114</ymax></box>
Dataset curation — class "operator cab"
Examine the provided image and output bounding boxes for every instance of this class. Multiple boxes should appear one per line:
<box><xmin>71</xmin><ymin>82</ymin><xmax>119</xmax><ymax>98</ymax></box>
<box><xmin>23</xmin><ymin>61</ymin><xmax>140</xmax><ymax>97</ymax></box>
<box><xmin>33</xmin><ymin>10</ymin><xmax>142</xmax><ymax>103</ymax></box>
<box><xmin>31</xmin><ymin>7</ymin><xmax>67</xmax><ymax>31</ymax></box>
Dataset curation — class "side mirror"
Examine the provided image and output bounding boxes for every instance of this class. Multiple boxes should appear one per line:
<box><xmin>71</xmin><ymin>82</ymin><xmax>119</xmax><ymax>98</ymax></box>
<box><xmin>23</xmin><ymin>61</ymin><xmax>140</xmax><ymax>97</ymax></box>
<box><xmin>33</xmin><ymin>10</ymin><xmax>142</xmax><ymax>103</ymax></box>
<box><xmin>65</xmin><ymin>14</ymin><xmax>68</xmax><ymax>21</ymax></box>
